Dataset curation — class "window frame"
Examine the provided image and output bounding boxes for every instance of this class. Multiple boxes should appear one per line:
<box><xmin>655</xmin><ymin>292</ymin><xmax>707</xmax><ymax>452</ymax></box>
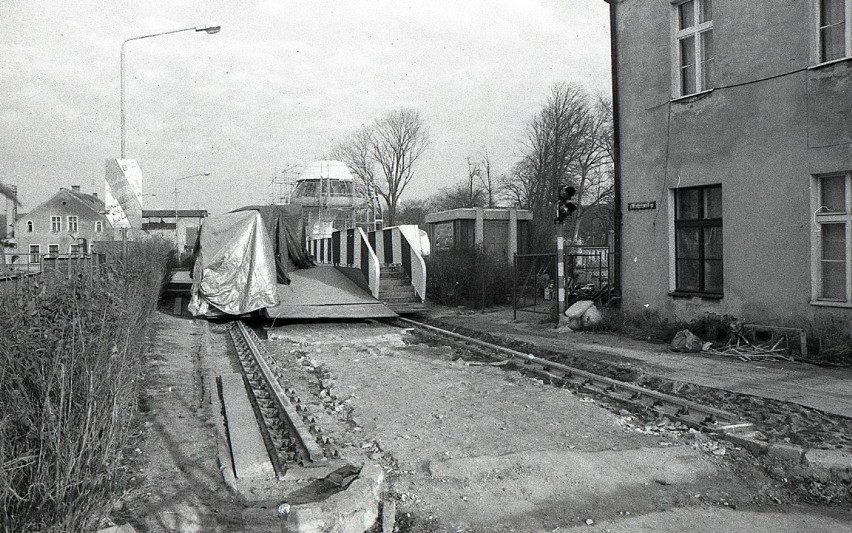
<box><xmin>671</xmin><ymin>0</ymin><xmax>715</xmax><ymax>98</ymax></box>
<box><xmin>67</xmin><ymin>215</ymin><xmax>79</xmax><ymax>232</ymax></box>
<box><xmin>26</xmin><ymin>220</ymin><xmax>33</xmax><ymax>232</ymax></box>
<box><xmin>50</xmin><ymin>215</ymin><xmax>61</xmax><ymax>233</ymax></box>
<box><xmin>813</xmin><ymin>0</ymin><xmax>852</xmax><ymax>65</ymax></box>
<box><xmin>94</xmin><ymin>220</ymin><xmax>103</xmax><ymax>232</ymax></box>
<box><xmin>669</xmin><ymin>184</ymin><xmax>724</xmax><ymax>297</ymax></box>
<box><xmin>811</xmin><ymin>171</ymin><xmax>852</xmax><ymax>306</ymax></box>
<box><xmin>48</xmin><ymin>244</ymin><xmax>59</xmax><ymax>256</ymax></box>
<box><xmin>29</xmin><ymin>244</ymin><xmax>40</xmax><ymax>264</ymax></box>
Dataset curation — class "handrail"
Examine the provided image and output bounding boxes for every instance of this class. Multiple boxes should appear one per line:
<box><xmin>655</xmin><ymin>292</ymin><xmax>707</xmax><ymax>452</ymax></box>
<box><xmin>356</xmin><ymin>227</ymin><xmax>381</xmax><ymax>298</ymax></box>
<box><xmin>395</xmin><ymin>225</ymin><xmax>427</xmax><ymax>302</ymax></box>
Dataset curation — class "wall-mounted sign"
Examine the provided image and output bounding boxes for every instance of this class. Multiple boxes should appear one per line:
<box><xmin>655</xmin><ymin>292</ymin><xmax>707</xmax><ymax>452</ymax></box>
<box><xmin>628</xmin><ymin>201</ymin><xmax>656</xmax><ymax>211</ymax></box>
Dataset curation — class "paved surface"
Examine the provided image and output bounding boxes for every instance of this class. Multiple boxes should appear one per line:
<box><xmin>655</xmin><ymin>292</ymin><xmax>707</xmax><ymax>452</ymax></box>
<box><xmin>426</xmin><ymin>306</ymin><xmax>852</xmax><ymax>418</ymax></box>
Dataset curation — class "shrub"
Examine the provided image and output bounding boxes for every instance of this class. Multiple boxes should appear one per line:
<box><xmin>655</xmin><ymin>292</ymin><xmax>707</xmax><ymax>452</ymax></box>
<box><xmin>0</xmin><ymin>238</ymin><xmax>171</xmax><ymax>532</ymax></box>
<box><xmin>426</xmin><ymin>246</ymin><xmax>512</xmax><ymax>309</ymax></box>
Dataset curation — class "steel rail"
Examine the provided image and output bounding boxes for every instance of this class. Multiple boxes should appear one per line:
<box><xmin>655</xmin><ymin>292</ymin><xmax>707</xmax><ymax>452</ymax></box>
<box><xmin>232</xmin><ymin>321</ymin><xmax>327</xmax><ymax>466</ymax></box>
<box><xmin>399</xmin><ymin>317</ymin><xmax>749</xmax><ymax>431</ymax></box>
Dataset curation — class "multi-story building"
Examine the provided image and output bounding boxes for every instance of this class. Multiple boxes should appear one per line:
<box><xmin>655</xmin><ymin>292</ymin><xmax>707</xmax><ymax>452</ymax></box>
<box><xmin>12</xmin><ymin>186</ymin><xmax>113</xmax><ymax>268</ymax></box>
<box><xmin>606</xmin><ymin>0</ymin><xmax>852</xmax><ymax>328</ymax></box>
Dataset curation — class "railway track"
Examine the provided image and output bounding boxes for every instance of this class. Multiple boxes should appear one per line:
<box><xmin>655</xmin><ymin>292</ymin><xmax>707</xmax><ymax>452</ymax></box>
<box><xmin>227</xmin><ymin>321</ymin><xmax>339</xmax><ymax>478</ymax></box>
<box><xmin>226</xmin><ymin>315</ymin><xmax>753</xmax><ymax>481</ymax></box>
<box><xmin>398</xmin><ymin>317</ymin><xmax>754</xmax><ymax>435</ymax></box>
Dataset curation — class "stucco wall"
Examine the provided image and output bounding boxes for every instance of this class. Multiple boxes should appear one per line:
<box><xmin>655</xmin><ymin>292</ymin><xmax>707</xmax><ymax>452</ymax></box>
<box><xmin>615</xmin><ymin>0</ymin><xmax>852</xmax><ymax>326</ymax></box>
<box><xmin>14</xmin><ymin>190</ymin><xmax>113</xmax><ymax>263</ymax></box>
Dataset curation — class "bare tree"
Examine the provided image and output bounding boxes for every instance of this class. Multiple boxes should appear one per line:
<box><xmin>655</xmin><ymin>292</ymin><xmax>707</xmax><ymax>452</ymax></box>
<box><xmin>432</xmin><ymin>157</ymin><xmax>486</xmax><ymax>211</ymax></box>
<box><xmin>370</xmin><ymin>108</ymin><xmax>430</xmax><ymax>225</ymax></box>
<box><xmin>329</xmin><ymin>126</ymin><xmax>376</xmax><ymax>196</ymax></box>
<box><xmin>478</xmin><ymin>149</ymin><xmax>498</xmax><ymax>208</ymax></box>
<box><xmin>332</xmin><ymin>108</ymin><xmax>430</xmax><ymax>226</ymax></box>
<box><xmin>505</xmin><ymin>83</ymin><xmax>613</xmax><ymax>251</ymax></box>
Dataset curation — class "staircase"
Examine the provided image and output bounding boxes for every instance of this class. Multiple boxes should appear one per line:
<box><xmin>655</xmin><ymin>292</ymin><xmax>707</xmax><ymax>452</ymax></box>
<box><xmin>379</xmin><ymin>264</ymin><xmax>426</xmax><ymax>314</ymax></box>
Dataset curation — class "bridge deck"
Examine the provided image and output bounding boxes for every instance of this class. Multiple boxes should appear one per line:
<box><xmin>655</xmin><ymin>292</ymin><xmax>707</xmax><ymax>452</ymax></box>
<box><xmin>263</xmin><ymin>266</ymin><xmax>397</xmax><ymax>320</ymax></box>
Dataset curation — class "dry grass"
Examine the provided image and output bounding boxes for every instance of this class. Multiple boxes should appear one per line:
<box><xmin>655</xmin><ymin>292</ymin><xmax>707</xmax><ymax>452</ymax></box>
<box><xmin>0</xmin><ymin>238</ymin><xmax>172</xmax><ymax>532</ymax></box>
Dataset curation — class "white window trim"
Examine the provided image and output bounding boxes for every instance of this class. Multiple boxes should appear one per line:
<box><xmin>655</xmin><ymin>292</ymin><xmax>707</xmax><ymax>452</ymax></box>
<box><xmin>810</xmin><ymin>171</ymin><xmax>852</xmax><ymax>307</ymax></box>
<box><xmin>48</xmin><ymin>244</ymin><xmax>59</xmax><ymax>256</ymax></box>
<box><xmin>671</xmin><ymin>0</ymin><xmax>714</xmax><ymax>98</ymax></box>
<box><xmin>812</xmin><ymin>0</ymin><xmax>852</xmax><ymax>66</ymax></box>
<box><xmin>29</xmin><ymin>244</ymin><xmax>40</xmax><ymax>263</ymax></box>
<box><xmin>50</xmin><ymin>215</ymin><xmax>61</xmax><ymax>233</ymax></box>
<box><xmin>94</xmin><ymin>220</ymin><xmax>103</xmax><ymax>232</ymax></box>
<box><xmin>67</xmin><ymin>215</ymin><xmax>78</xmax><ymax>232</ymax></box>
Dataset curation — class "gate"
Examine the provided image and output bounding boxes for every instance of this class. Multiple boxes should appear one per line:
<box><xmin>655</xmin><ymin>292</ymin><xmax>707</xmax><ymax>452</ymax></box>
<box><xmin>512</xmin><ymin>252</ymin><xmax>557</xmax><ymax>321</ymax></box>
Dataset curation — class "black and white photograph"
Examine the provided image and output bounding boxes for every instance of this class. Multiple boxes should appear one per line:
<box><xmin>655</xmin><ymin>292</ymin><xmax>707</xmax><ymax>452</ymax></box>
<box><xmin>1</xmin><ymin>1</ymin><xmax>851</xmax><ymax>531</ymax></box>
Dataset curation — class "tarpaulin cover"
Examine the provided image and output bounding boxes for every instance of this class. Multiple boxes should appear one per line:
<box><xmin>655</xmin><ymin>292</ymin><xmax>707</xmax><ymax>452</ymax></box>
<box><xmin>233</xmin><ymin>204</ymin><xmax>314</xmax><ymax>284</ymax></box>
<box><xmin>188</xmin><ymin>210</ymin><xmax>278</xmax><ymax>316</ymax></box>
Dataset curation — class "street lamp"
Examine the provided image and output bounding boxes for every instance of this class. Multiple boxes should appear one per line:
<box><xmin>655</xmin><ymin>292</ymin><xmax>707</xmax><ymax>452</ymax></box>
<box><xmin>174</xmin><ymin>172</ymin><xmax>211</xmax><ymax>253</ymax></box>
<box><xmin>121</xmin><ymin>25</ymin><xmax>221</xmax><ymax>158</ymax></box>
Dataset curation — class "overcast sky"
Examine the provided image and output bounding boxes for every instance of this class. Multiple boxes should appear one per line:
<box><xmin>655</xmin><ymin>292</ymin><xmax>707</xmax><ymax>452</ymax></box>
<box><xmin>1</xmin><ymin>1</ymin><xmax>611</xmax><ymax>215</ymax></box>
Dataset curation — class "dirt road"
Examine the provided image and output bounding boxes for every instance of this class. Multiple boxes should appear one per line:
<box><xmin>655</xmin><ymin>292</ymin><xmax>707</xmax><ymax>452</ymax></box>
<box><xmin>116</xmin><ymin>313</ymin><xmax>852</xmax><ymax>532</ymax></box>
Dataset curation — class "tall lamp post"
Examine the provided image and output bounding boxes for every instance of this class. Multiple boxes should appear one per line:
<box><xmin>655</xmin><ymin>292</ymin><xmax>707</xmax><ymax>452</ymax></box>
<box><xmin>121</xmin><ymin>25</ymin><xmax>221</xmax><ymax>158</ymax></box>
<box><xmin>174</xmin><ymin>172</ymin><xmax>211</xmax><ymax>254</ymax></box>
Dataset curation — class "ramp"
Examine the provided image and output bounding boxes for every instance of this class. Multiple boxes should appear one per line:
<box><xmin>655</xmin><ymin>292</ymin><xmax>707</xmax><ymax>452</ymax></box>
<box><xmin>263</xmin><ymin>266</ymin><xmax>397</xmax><ymax>319</ymax></box>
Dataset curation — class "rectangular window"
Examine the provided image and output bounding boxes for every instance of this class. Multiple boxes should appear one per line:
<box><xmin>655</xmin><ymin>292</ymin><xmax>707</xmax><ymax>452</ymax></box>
<box><xmin>813</xmin><ymin>172</ymin><xmax>852</xmax><ymax>304</ymax></box>
<box><xmin>674</xmin><ymin>0</ymin><xmax>714</xmax><ymax>97</ymax></box>
<box><xmin>69</xmin><ymin>244</ymin><xmax>82</xmax><ymax>254</ymax></box>
<box><xmin>819</xmin><ymin>0</ymin><xmax>850</xmax><ymax>62</ymax></box>
<box><xmin>674</xmin><ymin>185</ymin><xmax>723</xmax><ymax>295</ymax></box>
<box><xmin>51</xmin><ymin>216</ymin><xmax>61</xmax><ymax>232</ymax></box>
<box><xmin>29</xmin><ymin>244</ymin><xmax>40</xmax><ymax>264</ymax></box>
<box><xmin>67</xmin><ymin>216</ymin><xmax>78</xmax><ymax>232</ymax></box>
<box><xmin>48</xmin><ymin>244</ymin><xmax>59</xmax><ymax>255</ymax></box>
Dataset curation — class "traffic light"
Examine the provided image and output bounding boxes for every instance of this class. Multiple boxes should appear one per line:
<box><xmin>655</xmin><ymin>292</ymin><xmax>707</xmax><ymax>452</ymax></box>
<box><xmin>554</xmin><ymin>185</ymin><xmax>577</xmax><ymax>224</ymax></box>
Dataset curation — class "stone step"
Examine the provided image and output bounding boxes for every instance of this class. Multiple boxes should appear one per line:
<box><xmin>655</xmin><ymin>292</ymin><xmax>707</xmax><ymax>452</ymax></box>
<box><xmin>380</xmin><ymin>295</ymin><xmax>422</xmax><ymax>304</ymax></box>
<box><xmin>384</xmin><ymin>303</ymin><xmax>427</xmax><ymax>314</ymax></box>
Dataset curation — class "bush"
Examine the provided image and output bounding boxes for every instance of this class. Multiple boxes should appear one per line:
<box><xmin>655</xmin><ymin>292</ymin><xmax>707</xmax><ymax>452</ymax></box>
<box><xmin>0</xmin><ymin>238</ymin><xmax>171</xmax><ymax>532</ymax></box>
<box><xmin>426</xmin><ymin>246</ymin><xmax>512</xmax><ymax>309</ymax></box>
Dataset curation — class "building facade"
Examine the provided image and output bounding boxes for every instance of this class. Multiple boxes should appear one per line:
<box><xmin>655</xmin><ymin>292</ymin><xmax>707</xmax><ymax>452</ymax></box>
<box><xmin>425</xmin><ymin>208</ymin><xmax>532</xmax><ymax>263</ymax></box>
<box><xmin>12</xmin><ymin>186</ymin><xmax>113</xmax><ymax>268</ymax></box>
<box><xmin>141</xmin><ymin>209</ymin><xmax>208</xmax><ymax>253</ymax></box>
<box><xmin>608</xmin><ymin>0</ymin><xmax>852</xmax><ymax>328</ymax></box>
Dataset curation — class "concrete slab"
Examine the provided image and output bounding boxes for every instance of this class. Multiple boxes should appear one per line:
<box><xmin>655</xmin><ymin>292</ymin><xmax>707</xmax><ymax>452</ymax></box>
<box><xmin>264</xmin><ymin>266</ymin><xmax>397</xmax><ymax>320</ymax></box>
<box><xmin>220</xmin><ymin>373</ymin><xmax>275</xmax><ymax>480</ymax></box>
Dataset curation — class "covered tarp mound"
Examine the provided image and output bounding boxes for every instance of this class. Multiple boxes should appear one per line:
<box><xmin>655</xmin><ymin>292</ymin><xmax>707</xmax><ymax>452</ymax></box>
<box><xmin>233</xmin><ymin>204</ymin><xmax>313</xmax><ymax>283</ymax></box>
<box><xmin>188</xmin><ymin>205</ymin><xmax>314</xmax><ymax>316</ymax></box>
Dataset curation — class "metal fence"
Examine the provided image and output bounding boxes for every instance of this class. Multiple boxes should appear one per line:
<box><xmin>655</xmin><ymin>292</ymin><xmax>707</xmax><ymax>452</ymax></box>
<box><xmin>512</xmin><ymin>246</ymin><xmax>616</xmax><ymax>322</ymax></box>
<box><xmin>0</xmin><ymin>254</ymin><xmax>108</xmax><ymax>297</ymax></box>
<box><xmin>512</xmin><ymin>252</ymin><xmax>557</xmax><ymax>320</ymax></box>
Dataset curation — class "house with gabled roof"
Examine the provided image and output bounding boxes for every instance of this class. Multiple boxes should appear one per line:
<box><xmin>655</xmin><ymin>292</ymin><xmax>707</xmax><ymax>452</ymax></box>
<box><xmin>12</xmin><ymin>185</ymin><xmax>114</xmax><ymax>267</ymax></box>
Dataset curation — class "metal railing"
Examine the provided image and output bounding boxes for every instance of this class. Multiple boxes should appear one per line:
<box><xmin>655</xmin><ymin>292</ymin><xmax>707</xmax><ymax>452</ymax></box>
<box><xmin>512</xmin><ymin>252</ymin><xmax>557</xmax><ymax>320</ymax></box>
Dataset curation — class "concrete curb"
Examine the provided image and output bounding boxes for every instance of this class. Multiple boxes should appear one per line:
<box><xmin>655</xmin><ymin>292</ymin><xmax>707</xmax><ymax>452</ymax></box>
<box><xmin>723</xmin><ymin>431</ymin><xmax>852</xmax><ymax>482</ymax></box>
<box><xmin>202</xmin><ymin>322</ymin><xmax>240</xmax><ymax>493</ymax></box>
<box><xmin>282</xmin><ymin>463</ymin><xmax>385</xmax><ymax>533</ymax></box>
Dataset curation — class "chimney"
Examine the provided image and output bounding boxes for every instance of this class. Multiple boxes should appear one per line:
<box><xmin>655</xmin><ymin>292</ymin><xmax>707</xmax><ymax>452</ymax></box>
<box><xmin>72</xmin><ymin>185</ymin><xmax>81</xmax><ymax>192</ymax></box>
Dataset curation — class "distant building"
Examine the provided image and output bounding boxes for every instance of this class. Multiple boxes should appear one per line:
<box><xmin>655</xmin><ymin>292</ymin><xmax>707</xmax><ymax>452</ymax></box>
<box><xmin>425</xmin><ymin>208</ymin><xmax>532</xmax><ymax>262</ymax></box>
<box><xmin>12</xmin><ymin>186</ymin><xmax>113</xmax><ymax>268</ymax></box>
<box><xmin>289</xmin><ymin>160</ymin><xmax>377</xmax><ymax>240</ymax></box>
<box><xmin>606</xmin><ymin>0</ymin><xmax>852</xmax><ymax>327</ymax></box>
<box><xmin>141</xmin><ymin>209</ymin><xmax>208</xmax><ymax>252</ymax></box>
